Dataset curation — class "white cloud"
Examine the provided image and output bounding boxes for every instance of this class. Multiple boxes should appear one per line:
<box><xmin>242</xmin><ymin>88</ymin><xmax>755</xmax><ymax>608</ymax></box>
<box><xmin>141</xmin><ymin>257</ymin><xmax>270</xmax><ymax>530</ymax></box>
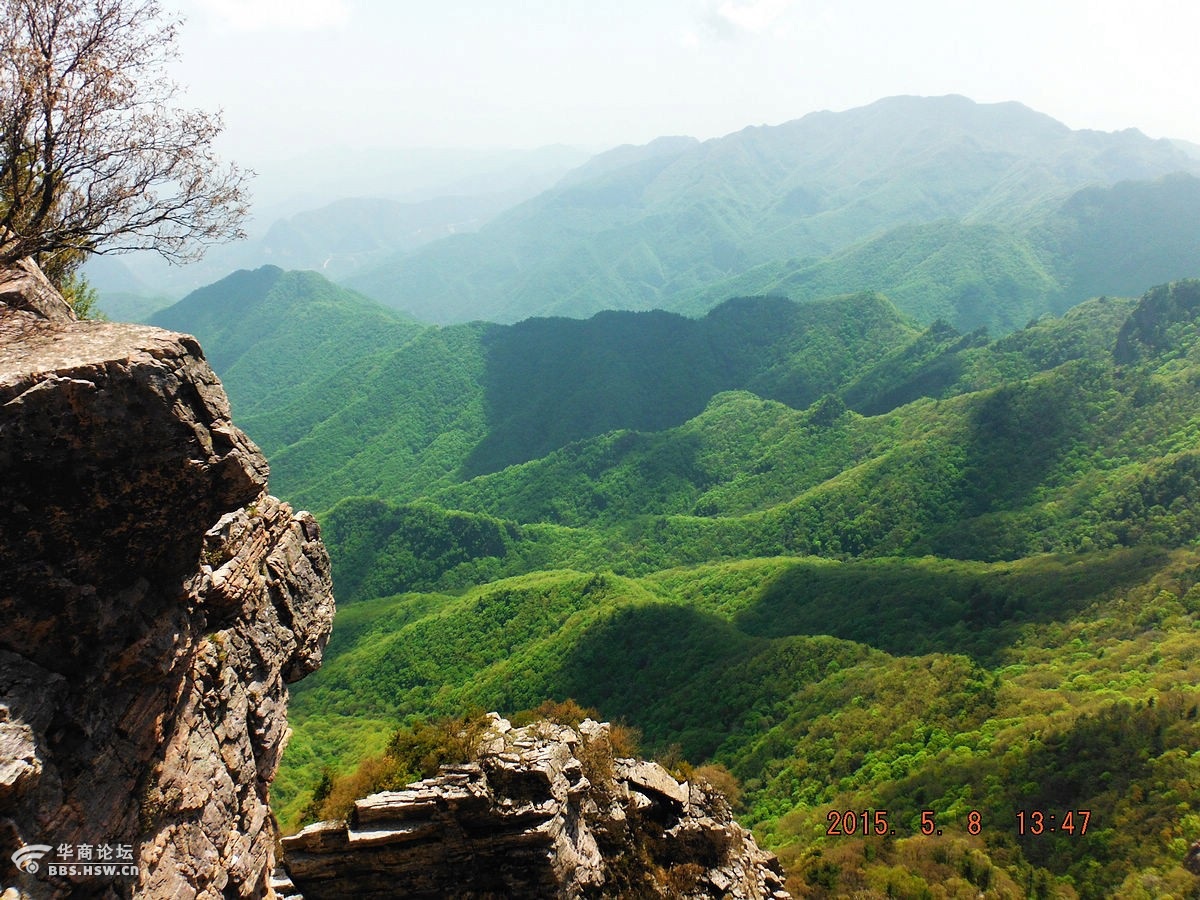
<box><xmin>192</xmin><ymin>0</ymin><xmax>349</xmax><ymax>31</ymax></box>
<box><xmin>713</xmin><ymin>0</ymin><xmax>795</xmax><ymax>34</ymax></box>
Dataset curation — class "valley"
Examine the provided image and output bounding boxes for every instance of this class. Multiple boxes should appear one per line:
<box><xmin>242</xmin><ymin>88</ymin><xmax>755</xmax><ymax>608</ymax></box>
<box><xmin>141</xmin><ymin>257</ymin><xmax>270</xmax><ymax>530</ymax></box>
<box><xmin>143</xmin><ymin>97</ymin><xmax>1200</xmax><ymax>897</ymax></box>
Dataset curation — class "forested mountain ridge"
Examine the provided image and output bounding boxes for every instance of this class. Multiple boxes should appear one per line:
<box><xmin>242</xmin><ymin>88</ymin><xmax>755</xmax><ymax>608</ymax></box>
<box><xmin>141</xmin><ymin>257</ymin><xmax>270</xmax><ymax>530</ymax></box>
<box><xmin>193</xmin><ymin>286</ymin><xmax>931</xmax><ymax>510</ymax></box>
<box><xmin>678</xmin><ymin>171</ymin><xmax>1200</xmax><ymax>333</ymax></box>
<box><xmin>156</xmin><ymin>268</ymin><xmax>1200</xmax><ymax>577</ymax></box>
<box><xmin>283</xmin><ymin>284</ymin><xmax>1199</xmax><ymax>607</ymax></box>
<box><xmin>347</xmin><ymin>95</ymin><xmax>1200</xmax><ymax>328</ymax></box>
<box><xmin>267</xmin><ymin>280</ymin><xmax>1200</xmax><ymax>896</ymax></box>
<box><xmin>149</xmin><ymin>268</ymin><xmax>931</xmax><ymax>510</ymax></box>
<box><xmin>150</xmin><ymin>266</ymin><xmax>422</xmax><ymax>424</ymax></box>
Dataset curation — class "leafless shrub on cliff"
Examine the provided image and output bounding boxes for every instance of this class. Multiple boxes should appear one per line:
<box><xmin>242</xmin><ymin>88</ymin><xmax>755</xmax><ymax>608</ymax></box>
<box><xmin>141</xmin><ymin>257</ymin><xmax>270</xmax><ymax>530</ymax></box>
<box><xmin>0</xmin><ymin>0</ymin><xmax>249</xmax><ymax>275</ymax></box>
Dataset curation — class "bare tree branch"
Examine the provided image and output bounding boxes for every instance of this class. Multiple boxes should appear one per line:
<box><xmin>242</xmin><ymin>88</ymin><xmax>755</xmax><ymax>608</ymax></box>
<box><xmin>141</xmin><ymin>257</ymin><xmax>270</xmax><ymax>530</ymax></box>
<box><xmin>0</xmin><ymin>0</ymin><xmax>249</xmax><ymax>272</ymax></box>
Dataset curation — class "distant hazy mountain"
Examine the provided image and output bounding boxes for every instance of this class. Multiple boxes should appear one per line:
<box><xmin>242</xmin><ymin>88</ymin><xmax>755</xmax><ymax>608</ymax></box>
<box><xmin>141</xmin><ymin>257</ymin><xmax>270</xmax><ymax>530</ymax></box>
<box><xmin>676</xmin><ymin>172</ymin><xmax>1200</xmax><ymax>333</ymax></box>
<box><xmin>248</xmin><ymin>144</ymin><xmax>595</xmax><ymax>220</ymax></box>
<box><xmin>1172</xmin><ymin>138</ymin><xmax>1200</xmax><ymax>160</ymax></box>
<box><xmin>348</xmin><ymin>95</ymin><xmax>1200</xmax><ymax>327</ymax></box>
<box><xmin>253</xmin><ymin>192</ymin><xmax>534</xmax><ymax>281</ymax></box>
<box><xmin>93</xmin><ymin>144</ymin><xmax>593</xmax><ymax>304</ymax></box>
<box><xmin>82</xmin><ymin>255</ymin><xmax>172</xmax><ymax>322</ymax></box>
<box><xmin>83</xmin><ymin>254</ymin><xmax>151</xmax><ymax>296</ymax></box>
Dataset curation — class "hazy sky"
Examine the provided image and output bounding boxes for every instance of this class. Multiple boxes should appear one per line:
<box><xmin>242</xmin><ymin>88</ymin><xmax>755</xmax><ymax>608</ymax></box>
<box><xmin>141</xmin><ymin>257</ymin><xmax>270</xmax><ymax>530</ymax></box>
<box><xmin>169</xmin><ymin>0</ymin><xmax>1200</xmax><ymax>168</ymax></box>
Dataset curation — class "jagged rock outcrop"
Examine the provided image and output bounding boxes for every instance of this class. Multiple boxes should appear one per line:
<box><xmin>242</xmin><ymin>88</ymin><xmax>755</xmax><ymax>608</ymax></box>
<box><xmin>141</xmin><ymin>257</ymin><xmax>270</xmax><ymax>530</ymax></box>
<box><xmin>283</xmin><ymin>715</ymin><xmax>790</xmax><ymax>899</ymax></box>
<box><xmin>0</xmin><ymin>265</ymin><xmax>335</xmax><ymax>899</ymax></box>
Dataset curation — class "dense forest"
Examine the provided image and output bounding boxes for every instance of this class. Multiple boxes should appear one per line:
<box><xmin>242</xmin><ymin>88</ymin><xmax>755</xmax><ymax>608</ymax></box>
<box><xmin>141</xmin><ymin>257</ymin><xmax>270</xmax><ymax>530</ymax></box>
<box><xmin>144</xmin><ymin>98</ymin><xmax>1200</xmax><ymax>896</ymax></box>
<box><xmin>154</xmin><ymin>265</ymin><xmax>1200</xmax><ymax>896</ymax></box>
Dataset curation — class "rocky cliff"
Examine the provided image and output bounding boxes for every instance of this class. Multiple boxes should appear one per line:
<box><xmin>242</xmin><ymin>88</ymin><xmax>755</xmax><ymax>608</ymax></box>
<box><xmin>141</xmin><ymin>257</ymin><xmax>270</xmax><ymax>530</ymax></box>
<box><xmin>283</xmin><ymin>715</ymin><xmax>790</xmax><ymax>899</ymax></box>
<box><xmin>0</xmin><ymin>259</ymin><xmax>335</xmax><ymax>899</ymax></box>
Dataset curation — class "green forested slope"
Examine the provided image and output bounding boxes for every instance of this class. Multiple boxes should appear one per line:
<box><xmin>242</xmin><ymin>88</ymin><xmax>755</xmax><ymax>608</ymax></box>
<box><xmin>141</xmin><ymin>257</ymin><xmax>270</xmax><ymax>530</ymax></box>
<box><xmin>347</xmin><ymin>96</ymin><xmax>1200</xmax><ymax>329</ymax></box>
<box><xmin>262</xmin><ymin>279</ymin><xmax>1200</xmax><ymax>896</ymax></box>
<box><xmin>416</xmin><ymin>288</ymin><xmax>1200</xmax><ymax>566</ymax></box>
<box><xmin>253</xmin><ymin>322</ymin><xmax>493</xmax><ymax>504</ymax></box>
<box><xmin>1035</xmin><ymin>172</ymin><xmax>1200</xmax><ymax>303</ymax></box>
<box><xmin>279</xmin><ymin>548</ymin><xmax>1200</xmax><ymax>897</ymax></box>
<box><xmin>463</xmin><ymin>293</ymin><xmax>915</xmax><ymax>475</ymax></box>
<box><xmin>150</xmin><ymin>266</ymin><xmax>422</xmax><ymax>422</ymax></box>
<box><xmin>216</xmin><ymin>292</ymin><xmax>925</xmax><ymax>509</ymax></box>
<box><xmin>678</xmin><ymin>222</ymin><xmax>1062</xmax><ymax>333</ymax></box>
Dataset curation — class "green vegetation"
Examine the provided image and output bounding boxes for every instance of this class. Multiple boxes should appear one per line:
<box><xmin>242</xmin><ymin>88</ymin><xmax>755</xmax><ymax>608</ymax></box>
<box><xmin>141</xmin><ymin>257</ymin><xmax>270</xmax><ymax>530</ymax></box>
<box><xmin>153</xmin><ymin>242</ymin><xmax>1200</xmax><ymax>895</ymax></box>
<box><xmin>320</xmin><ymin>498</ymin><xmax>523</xmax><ymax>602</ymax></box>
<box><xmin>346</xmin><ymin>96</ymin><xmax>1200</xmax><ymax>333</ymax></box>
<box><xmin>462</xmin><ymin>292</ymin><xmax>915</xmax><ymax>475</ymax></box>
<box><xmin>189</xmin><ymin>289</ymin><xmax>926</xmax><ymax>511</ymax></box>
<box><xmin>278</xmin><ymin>549</ymin><xmax>1200</xmax><ymax>897</ymax></box>
<box><xmin>61</xmin><ymin>270</ymin><xmax>105</xmax><ymax>320</ymax></box>
<box><xmin>150</xmin><ymin>266</ymin><xmax>422</xmax><ymax>423</ymax></box>
<box><xmin>679</xmin><ymin>172</ymin><xmax>1200</xmax><ymax>337</ymax></box>
<box><xmin>680</xmin><ymin>221</ymin><xmax>1063</xmax><ymax>334</ymax></box>
<box><xmin>251</xmin><ymin>277</ymin><xmax>1200</xmax><ymax>895</ymax></box>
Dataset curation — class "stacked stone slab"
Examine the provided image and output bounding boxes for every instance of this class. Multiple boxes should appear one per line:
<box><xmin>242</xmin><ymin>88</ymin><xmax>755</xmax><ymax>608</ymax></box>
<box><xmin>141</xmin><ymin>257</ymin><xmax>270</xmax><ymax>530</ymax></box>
<box><xmin>284</xmin><ymin>715</ymin><xmax>790</xmax><ymax>899</ymax></box>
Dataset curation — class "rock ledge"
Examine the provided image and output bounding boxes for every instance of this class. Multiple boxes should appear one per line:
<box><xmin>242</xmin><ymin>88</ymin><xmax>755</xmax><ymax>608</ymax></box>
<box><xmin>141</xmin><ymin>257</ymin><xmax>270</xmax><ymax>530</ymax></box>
<box><xmin>284</xmin><ymin>715</ymin><xmax>790</xmax><ymax>899</ymax></box>
<box><xmin>0</xmin><ymin>266</ymin><xmax>335</xmax><ymax>899</ymax></box>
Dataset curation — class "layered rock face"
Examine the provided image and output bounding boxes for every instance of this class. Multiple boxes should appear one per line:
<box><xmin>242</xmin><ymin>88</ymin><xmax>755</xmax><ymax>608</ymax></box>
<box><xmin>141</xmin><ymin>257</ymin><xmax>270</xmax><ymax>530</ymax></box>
<box><xmin>284</xmin><ymin>715</ymin><xmax>790</xmax><ymax>899</ymax></box>
<box><xmin>0</xmin><ymin>264</ymin><xmax>335</xmax><ymax>899</ymax></box>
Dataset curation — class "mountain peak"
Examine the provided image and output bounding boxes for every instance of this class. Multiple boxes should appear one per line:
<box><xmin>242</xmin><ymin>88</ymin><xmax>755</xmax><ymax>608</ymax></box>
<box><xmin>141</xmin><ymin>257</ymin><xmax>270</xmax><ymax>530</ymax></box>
<box><xmin>555</xmin><ymin>134</ymin><xmax>701</xmax><ymax>188</ymax></box>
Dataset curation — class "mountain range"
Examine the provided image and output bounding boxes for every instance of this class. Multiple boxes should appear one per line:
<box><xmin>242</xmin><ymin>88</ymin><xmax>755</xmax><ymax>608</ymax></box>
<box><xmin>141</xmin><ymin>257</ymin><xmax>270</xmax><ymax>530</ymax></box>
<box><xmin>243</xmin><ymin>274</ymin><xmax>1200</xmax><ymax>897</ymax></box>
<box><xmin>145</xmin><ymin>94</ymin><xmax>1200</xmax><ymax>896</ymax></box>
<box><xmin>154</xmin><ymin>257</ymin><xmax>1200</xmax><ymax>893</ymax></box>
<box><xmin>89</xmin><ymin>143</ymin><xmax>592</xmax><ymax>307</ymax></box>
<box><xmin>346</xmin><ymin>95</ymin><xmax>1200</xmax><ymax>330</ymax></box>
